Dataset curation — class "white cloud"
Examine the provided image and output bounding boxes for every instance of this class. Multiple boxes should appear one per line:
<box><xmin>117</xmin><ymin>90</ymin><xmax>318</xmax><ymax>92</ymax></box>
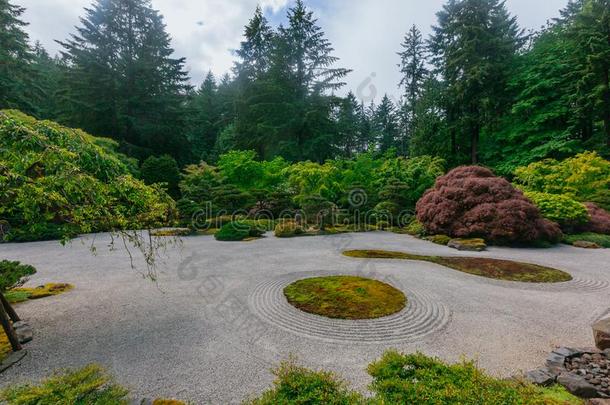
<box><xmin>16</xmin><ymin>0</ymin><xmax>568</xmax><ymax>98</ymax></box>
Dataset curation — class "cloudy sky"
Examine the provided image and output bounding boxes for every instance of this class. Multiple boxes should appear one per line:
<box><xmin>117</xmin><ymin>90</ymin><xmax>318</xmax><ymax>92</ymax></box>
<box><xmin>17</xmin><ymin>0</ymin><xmax>568</xmax><ymax>102</ymax></box>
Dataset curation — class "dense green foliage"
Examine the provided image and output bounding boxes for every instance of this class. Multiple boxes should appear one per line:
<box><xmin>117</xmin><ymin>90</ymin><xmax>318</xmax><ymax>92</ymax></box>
<box><xmin>140</xmin><ymin>155</ymin><xmax>181</xmax><ymax>198</ymax></box>
<box><xmin>1</xmin><ymin>0</ymin><xmax>608</xmax><ymax>172</ymax></box>
<box><xmin>524</xmin><ymin>192</ymin><xmax>590</xmax><ymax>229</ymax></box>
<box><xmin>249</xmin><ymin>351</ymin><xmax>580</xmax><ymax>404</ymax></box>
<box><xmin>0</xmin><ymin>260</ymin><xmax>36</xmax><ymax>291</ymax></box>
<box><xmin>0</xmin><ymin>110</ymin><xmax>175</xmax><ymax>242</ymax></box>
<box><xmin>514</xmin><ymin>152</ymin><xmax>610</xmax><ymax>210</ymax></box>
<box><xmin>0</xmin><ymin>364</ymin><xmax>130</xmax><ymax>404</ymax></box>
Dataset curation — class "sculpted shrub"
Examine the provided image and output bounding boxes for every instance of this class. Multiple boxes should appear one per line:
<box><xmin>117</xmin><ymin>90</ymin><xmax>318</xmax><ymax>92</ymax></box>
<box><xmin>524</xmin><ymin>192</ymin><xmax>590</xmax><ymax>230</ymax></box>
<box><xmin>416</xmin><ymin>166</ymin><xmax>562</xmax><ymax>244</ymax></box>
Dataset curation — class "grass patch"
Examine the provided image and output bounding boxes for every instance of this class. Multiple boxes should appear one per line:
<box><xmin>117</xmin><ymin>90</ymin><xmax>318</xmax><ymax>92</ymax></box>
<box><xmin>7</xmin><ymin>283</ymin><xmax>73</xmax><ymax>303</ymax></box>
<box><xmin>150</xmin><ymin>228</ymin><xmax>192</xmax><ymax>237</ymax></box>
<box><xmin>0</xmin><ymin>365</ymin><xmax>186</xmax><ymax>404</ymax></box>
<box><xmin>343</xmin><ymin>250</ymin><xmax>572</xmax><ymax>283</ymax></box>
<box><xmin>563</xmin><ymin>232</ymin><xmax>610</xmax><ymax>248</ymax></box>
<box><xmin>283</xmin><ymin>276</ymin><xmax>406</xmax><ymax>320</ymax></box>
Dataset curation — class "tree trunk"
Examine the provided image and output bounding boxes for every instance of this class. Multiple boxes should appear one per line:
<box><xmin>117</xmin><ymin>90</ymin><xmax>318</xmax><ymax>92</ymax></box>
<box><xmin>0</xmin><ymin>294</ymin><xmax>21</xmax><ymax>352</ymax></box>
<box><xmin>471</xmin><ymin>124</ymin><xmax>479</xmax><ymax>164</ymax></box>
<box><xmin>0</xmin><ymin>292</ymin><xmax>20</xmax><ymax>322</ymax></box>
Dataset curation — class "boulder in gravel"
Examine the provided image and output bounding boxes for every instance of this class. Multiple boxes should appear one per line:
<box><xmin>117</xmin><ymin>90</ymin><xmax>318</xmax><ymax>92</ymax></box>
<box><xmin>447</xmin><ymin>238</ymin><xmax>487</xmax><ymax>252</ymax></box>
<box><xmin>557</xmin><ymin>372</ymin><xmax>600</xmax><ymax>398</ymax></box>
<box><xmin>573</xmin><ymin>241</ymin><xmax>602</xmax><ymax>249</ymax></box>
<box><xmin>593</xmin><ymin>319</ymin><xmax>610</xmax><ymax>350</ymax></box>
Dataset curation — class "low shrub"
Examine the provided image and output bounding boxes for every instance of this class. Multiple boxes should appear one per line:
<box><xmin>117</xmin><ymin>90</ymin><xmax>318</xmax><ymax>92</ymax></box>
<box><xmin>246</xmin><ymin>359</ymin><xmax>363</xmax><ymax>405</ymax></box>
<box><xmin>416</xmin><ymin>166</ymin><xmax>562</xmax><ymax>245</ymax></box>
<box><xmin>576</xmin><ymin>203</ymin><xmax>610</xmax><ymax>234</ymax></box>
<box><xmin>0</xmin><ymin>364</ymin><xmax>129</xmax><ymax>404</ymax></box>
<box><xmin>368</xmin><ymin>351</ymin><xmax>579</xmax><ymax>404</ymax></box>
<box><xmin>0</xmin><ymin>260</ymin><xmax>36</xmax><ymax>291</ymax></box>
<box><xmin>563</xmin><ymin>233</ymin><xmax>610</xmax><ymax>248</ymax></box>
<box><xmin>404</xmin><ymin>219</ymin><xmax>426</xmax><ymax>236</ymax></box>
<box><xmin>248</xmin><ymin>352</ymin><xmax>579</xmax><ymax>404</ymax></box>
<box><xmin>524</xmin><ymin>192</ymin><xmax>590</xmax><ymax>230</ymax></box>
<box><xmin>214</xmin><ymin>221</ymin><xmax>263</xmax><ymax>241</ymax></box>
<box><xmin>274</xmin><ymin>220</ymin><xmax>305</xmax><ymax>238</ymax></box>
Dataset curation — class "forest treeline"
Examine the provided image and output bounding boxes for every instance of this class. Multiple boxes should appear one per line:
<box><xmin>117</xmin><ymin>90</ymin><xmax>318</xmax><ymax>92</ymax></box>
<box><xmin>0</xmin><ymin>0</ymin><xmax>608</xmax><ymax>173</ymax></box>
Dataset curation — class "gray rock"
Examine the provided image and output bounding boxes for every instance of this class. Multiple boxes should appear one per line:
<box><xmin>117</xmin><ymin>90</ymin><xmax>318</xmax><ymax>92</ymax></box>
<box><xmin>525</xmin><ymin>368</ymin><xmax>556</xmax><ymax>386</ymax></box>
<box><xmin>13</xmin><ymin>321</ymin><xmax>33</xmax><ymax>344</ymax></box>
<box><xmin>594</xmin><ymin>319</ymin><xmax>610</xmax><ymax>351</ymax></box>
<box><xmin>547</xmin><ymin>352</ymin><xmax>567</xmax><ymax>368</ymax></box>
<box><xmin>558</xmin><ymin>373</ymin><xmax>600</xmax><ymax>398</ymax></box>
<box><xmin>573</xmin><ymin>240</ymin><xmax>601</xmax><ymax>249</ymax></box>
<box><xmin>554</xmin><ymin>347</ymin><xmax>581</xmax><ymax>358</ymax></box>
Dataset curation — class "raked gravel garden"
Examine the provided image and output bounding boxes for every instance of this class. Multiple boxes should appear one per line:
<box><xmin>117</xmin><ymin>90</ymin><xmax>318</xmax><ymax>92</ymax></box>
<box><xmin>1</xmin><ymin>231</ymin><xmax>609</xmax><ymax>403</ymax></box>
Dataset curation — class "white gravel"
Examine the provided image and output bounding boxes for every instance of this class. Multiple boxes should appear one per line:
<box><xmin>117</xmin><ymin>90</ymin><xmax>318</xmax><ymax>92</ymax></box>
<box><xmin>0</xmin><ymin>231</ymin><xmax>609</xmax><ymax>404</ymax></box>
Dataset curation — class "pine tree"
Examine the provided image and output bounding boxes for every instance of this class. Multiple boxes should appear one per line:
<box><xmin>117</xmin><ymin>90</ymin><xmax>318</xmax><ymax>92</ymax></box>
<box><xmin>234</xmin><ymin>6</ymin><xmax>274</xmax><ymax>81</ymax></box>
<box><xmin>336</xmin><ymin>91</ymin><xmax>361</xmax><ymax>156</ymax></box>
<box><xmin>372</xmin><ymin>95</ymin><xmax>399</xmax><ymax>153</ymax></box>
<box><xmin>397</xmin><ymin>25</ymin><xmax>428</xmax><ymax>155</ymax></box>
<box><xmin>186</xmin><ymin>71</ymin><xmax>221</xmax><ymax>161</ymax></box>
<box><xmin>431</xmin><ymin>0</ymin><xmax>523</xmax><ymax>163</ymax></box>
<box><xmin>0</xmin><ymin>0</ymin><xmax>37</xmax><ymax>113</ymax></box>
<box><xmin>59</xmin><ymin>0</ymin><xmax>190</xmax><ymax>159</ymax></box>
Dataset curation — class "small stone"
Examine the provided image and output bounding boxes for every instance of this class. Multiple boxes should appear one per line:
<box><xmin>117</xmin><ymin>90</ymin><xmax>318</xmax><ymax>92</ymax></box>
<box><xmin>525</xmin><ymin>368</ymin><xmax>556</xmax><ymax>386</ymax></box>
<box><xmin>447</xmin><ymin>238</ymin><xmax>487</xmax><ymax>252</ymax></box>
<box><xmin>594</xmin><ymin>319</ymin><xmax>610</xmax><ymax>351</ymax></box>
<box><xmin>573</xmin><ymin>240</ymin><xmax>601</xmax><ymax>249</ymax></box>
<box><xmin>554</xmin><ymin>347</ymin><xmax>580</xmax><ymax>358</ymax></box>
<box><xmin>547</xmin><ymin>352</ymin><xmax>567</xmax><ymax>368</ymax></box>
<box><xmin>558</xmin><ymin>373</ymin><xmax>599</xmax><ymax>398</ymax></box>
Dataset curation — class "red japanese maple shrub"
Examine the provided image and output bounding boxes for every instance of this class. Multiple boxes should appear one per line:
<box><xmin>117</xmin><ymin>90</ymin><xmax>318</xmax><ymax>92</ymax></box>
<box><xmin>576</xmin><ymin>203</ymin><xmax>610</xmax><ymax>234</ymax></box>
<box><xmin>415</xmin><ymin>166</ymin><xmax>562</xmax><ymax>244</ymax></box>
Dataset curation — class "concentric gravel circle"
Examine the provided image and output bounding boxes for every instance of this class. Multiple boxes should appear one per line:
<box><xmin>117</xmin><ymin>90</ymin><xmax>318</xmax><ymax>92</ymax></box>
<box><xmin>473</xmin><ymin>275</ymin><xmax>610</xmax><ymax>293</ymax></box>
<box><xmin>248</xmin><ymin>271</ymin><xmax>451</xmax><ymax>344</ymax></box>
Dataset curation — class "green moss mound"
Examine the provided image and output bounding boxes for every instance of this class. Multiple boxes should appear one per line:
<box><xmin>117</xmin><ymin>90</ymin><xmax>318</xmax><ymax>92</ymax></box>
<box><xmin>274</xmin><ymin>220</ymin><xmax>305</xmax><ymax>238</ymax></box>
<box><xmin>425</xmin><ymin>234</ymin><xmax>452</xmax><ymax>245</ymax></box>
<box><xmin>214</xmin><ymin>221</ymin><xmax>264</xmax><ymax>241</ymax></box>
<box><xmin>343</xmin><ymin>250</ymin><xmax>572</xmax><ymax>283</ymax></box>
<box><xmin>0</xmin><ymin>110</ymin><xmax>175</xmax><ymax>242</ymax></box>
<box><xmin>283</xmin><ymin>276</ymin><xmax>406</xmax><ymax>319</ymax></box>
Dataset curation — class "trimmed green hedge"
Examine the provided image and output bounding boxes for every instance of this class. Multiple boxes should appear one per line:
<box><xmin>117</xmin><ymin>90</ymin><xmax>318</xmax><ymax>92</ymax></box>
<box><xmin>214</xmin><ymin>221</ymin><xmax>264</xmax><ymax>241</ymax></box>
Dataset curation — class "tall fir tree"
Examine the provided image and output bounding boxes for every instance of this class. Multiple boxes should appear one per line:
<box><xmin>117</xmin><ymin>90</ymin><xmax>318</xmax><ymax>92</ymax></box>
<box><xmin>431</xmin><ymin>0</ymin><xmax>523</xmax><ymax>163</ymax></box>
<box><xmin>59</xmin><ymin>0</ymin><xmax>190</xmax><ymax>160</ymax></box>
<box><xmin>0</xmin><ymin>0</ymin><xmax>38</xmax><ymax>114</ymax></box>
<box><xmin>372</xmin><ymin>95</ymin><xmax>399</xmax><ymax>153</ymax></box>
<box><xmin>397</xmin><ymin>25</ymin><xmax>428</xmax><ymax>156</ymax></box>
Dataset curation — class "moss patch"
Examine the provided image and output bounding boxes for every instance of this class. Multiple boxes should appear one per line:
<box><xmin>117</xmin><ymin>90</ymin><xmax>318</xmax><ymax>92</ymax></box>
<box><xmin>150</xmin><ymin>228</ymin><xmax>192</xmax><ymax>237</ymax></box>
<box><xmin>6</xmin><ymin>283</ymin><xmax>73</xmax><ymax>304</ymax></box>
<box><xmin>283</xmin><ymin>276</ymin><xmax>406</xmax><ymax>320</ymax></box>
<box><xmin>0</xmin><ymin>329</ymin><xmax>10</xmax><ymax>362</ymax></box>
<box><xmin>425</xmin><ymin>234</ymin><xmax>452</xmax><ymax>246</ymax></box>
<box><xmin>343</xmin><ymin>250</ymin><xmax>572</xmax><ymax>283</ymax></box>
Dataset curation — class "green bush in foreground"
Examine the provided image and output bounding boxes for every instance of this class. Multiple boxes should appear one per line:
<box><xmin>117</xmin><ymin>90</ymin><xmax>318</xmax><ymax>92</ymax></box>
<box><xmin>214</xmin><ymin>221</ymin><xmax>264</xmax><ymax>241</ymax></box>
<box><xmin>563</xmin><ymin>233</ymin><xmax>610</xmax><ymax>248</ymax></box>
<box><xmin>246</xmin><ymin>359</ymin><xmax>363</xmax><ymax>405</ymax></box>
<box><xmin>0</xmin><ymin>260</ymin><xmax>36</xmax><ymax>291</ymax></box>
<box><xmin>0</xmin><ymin>364</ymin><xmax>129</xmax><ymax>405</ymax></box>
<box><xmin>249</xmin><ymin>351</ymin><xmax>580</xmax><ymax>404</ymax></box>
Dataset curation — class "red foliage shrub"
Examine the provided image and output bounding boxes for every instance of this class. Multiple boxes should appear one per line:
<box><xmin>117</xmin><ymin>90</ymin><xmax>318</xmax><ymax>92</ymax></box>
<box><xmin>416</xmin><ymin>166</ymin><xmax>562</xmax><ymax>244</ymax></box>
<box><xmin>576</xmin><ymin>203</ymin><xmax>610</xmax><ymax>234</ymax></box>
